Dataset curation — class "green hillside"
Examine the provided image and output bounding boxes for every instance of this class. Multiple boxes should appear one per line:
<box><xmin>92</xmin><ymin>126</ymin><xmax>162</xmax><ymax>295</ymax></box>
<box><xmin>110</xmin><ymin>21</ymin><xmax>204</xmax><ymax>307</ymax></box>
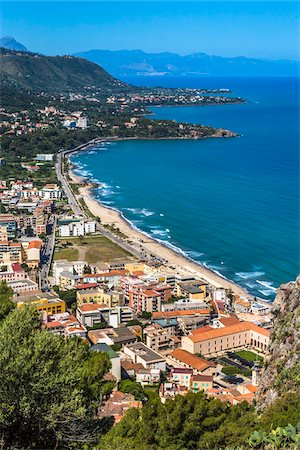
<box><xmin>0</xmin><ymin>48</ymin><xmax>126</xmax><ymax>93</ymax></box>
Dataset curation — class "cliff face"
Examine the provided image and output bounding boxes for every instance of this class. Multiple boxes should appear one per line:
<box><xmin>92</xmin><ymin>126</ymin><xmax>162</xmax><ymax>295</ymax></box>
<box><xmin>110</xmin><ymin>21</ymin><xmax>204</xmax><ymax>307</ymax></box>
<box><xmin>257</xmin><ymin>277</ymin><xmax>300</xmax><ymax>407</ymax></box>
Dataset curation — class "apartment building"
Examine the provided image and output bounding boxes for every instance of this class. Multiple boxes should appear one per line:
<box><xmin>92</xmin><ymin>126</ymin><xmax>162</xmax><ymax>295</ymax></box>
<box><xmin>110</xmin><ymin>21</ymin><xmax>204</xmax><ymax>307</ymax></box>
<box><xmin>144</xmin><ymin>323</ymin><xmax>172</xmax><ymax>353</ymax></box>
<box><xmin>0</xmin><ymin>241</ymin><xmax>24</xmax><ymax>264</ymax></box>
<box><xmin>76</xmin><ymin>286</ymin><xmax>124</xmax><ymax>307</ymax></box>
<box><xmin>0</xmin><ymin>214</ymin><xmax>17</xmax><ymax>239</ymax></box>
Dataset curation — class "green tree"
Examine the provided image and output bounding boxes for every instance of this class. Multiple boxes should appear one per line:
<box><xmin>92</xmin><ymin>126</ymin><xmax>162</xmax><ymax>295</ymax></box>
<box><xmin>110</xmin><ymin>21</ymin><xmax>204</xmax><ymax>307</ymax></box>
<box><xmin>118</xmin><ymin>380</ymin><xmax>146</xmax><ymax>401</ymax></box>
<box><xmin>0</xmin><ymin>280</ymin><xmax>15</xmax><ymax>321</ymax></box>
<box><xmin>0</xmin><ymin>307</ymin><xmax>111</xmax><ymax>448</ymax></box>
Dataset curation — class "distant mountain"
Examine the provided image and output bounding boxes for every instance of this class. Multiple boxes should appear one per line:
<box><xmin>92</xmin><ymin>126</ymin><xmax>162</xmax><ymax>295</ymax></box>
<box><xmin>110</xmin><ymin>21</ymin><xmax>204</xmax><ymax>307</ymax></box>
<box><xmin>0</xmin><ymin>36</ymin><xmax>27</xmax><ymax>52</ymax></box>
<box><xmin>73</xmin><ymin>49</ymin><xmax>300</xmax><ymax>77</ymax></box>
<box><xmin>0</xmin><ymin>48</ymin><xmax>126</xmax><ymax>93</ymax></box>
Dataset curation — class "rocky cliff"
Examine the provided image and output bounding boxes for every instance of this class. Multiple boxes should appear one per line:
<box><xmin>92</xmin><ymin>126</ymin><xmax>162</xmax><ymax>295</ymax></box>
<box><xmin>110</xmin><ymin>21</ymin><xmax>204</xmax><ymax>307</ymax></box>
<box><xmin>257</xmin><ymin>276</ymin><xmax>300</xmax><ymax>407</ymax></box>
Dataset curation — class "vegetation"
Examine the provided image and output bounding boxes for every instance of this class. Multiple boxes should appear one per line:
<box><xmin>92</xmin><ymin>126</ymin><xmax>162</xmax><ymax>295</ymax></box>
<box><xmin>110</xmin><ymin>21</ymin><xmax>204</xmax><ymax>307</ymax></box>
<box><xmin>55</xmin><ymin>235</ymin><xmax>134</xmax><ymax>264</ymax></box>
<box><xmin>0</xmin><ymin>280</ymin><xmax>15</xmax><ymax>321</ymax></box>
<box><xmin>118</xmin><ymin>380</ymin><xmax>146</xmax><ymax>402</ymax></box>
<box><xmin>221</xmin><ymin>365</ymin><xmax>252</xmax><ymax>378</ymax></box>
<box><xmin>1</xmin><ymin>48</ymin><xmax>124</xmax><ymax>93</ymax></box>
<box><xmin>235</xmin><ymin>350</ymin><xmax>264</xmax><ymax>364</ymax></box>
<box><xmin>0</xmin><ymin>307</ymin><xmax>111</xmax><ymax>448</ymax></box>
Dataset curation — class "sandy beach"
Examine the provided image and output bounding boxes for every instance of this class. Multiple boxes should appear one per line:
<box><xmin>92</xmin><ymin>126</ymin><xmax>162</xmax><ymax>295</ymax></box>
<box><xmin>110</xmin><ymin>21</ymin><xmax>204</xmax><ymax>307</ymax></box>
<box><xmin>69</xmin><ymin>162</ymin><xmax>253</xmax><ymax>299</ymax></box>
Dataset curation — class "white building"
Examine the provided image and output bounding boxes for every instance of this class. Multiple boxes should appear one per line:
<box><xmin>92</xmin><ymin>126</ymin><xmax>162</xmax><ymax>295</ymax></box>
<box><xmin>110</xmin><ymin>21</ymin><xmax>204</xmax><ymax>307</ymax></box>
<box><xmin>123</xmin><ymin>342</ymin><xmax>166</xmax><ymax>371</ymax></box>
<box><xmin>77</xmin><ymin>116</ymin><xmax>88</xmax><ymax>129</ymax></box>
<box><xmin>52</xmin><ymin>260</ymin><xmax>86</xmax><ymax>285</ymax></box>
<box><xmin>36</xmin><ymin>154</ymin><xmax>54</xmax><ymax>161</ymax></box>
<box><xmin>58</xmin><ymin>219</ymin><xmax>96</xmax><ymax>237</ymax></box>
<box><xmin>136</xmin><ymin>368</ymin><xmax>160</xmax><ymax>386</ymax></box>
<box><xmin>39</xmin><ymin>184</ymin><xmax>62</xmax><ymax>200</ymax></box>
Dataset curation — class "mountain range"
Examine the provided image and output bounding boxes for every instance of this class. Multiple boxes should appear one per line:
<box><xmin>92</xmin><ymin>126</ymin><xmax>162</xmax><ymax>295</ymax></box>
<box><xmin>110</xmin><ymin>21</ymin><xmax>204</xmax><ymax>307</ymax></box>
<box><xmin>1</xmin><ymin>37</ymin><xmax>298</xmax><ymax>78</ymax></box>
<box><xmin>73</xmin><ymin>49</ymin><xmax>300</xmax><ymax>78</ymax></box>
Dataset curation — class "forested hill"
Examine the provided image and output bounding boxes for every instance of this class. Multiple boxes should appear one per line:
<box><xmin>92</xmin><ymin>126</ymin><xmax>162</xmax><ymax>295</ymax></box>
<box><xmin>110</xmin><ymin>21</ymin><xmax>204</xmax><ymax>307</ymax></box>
<box><xmin>0</xmin><ymin>48</ymin><xmax>127</xmax><ymax>93</ymax></box>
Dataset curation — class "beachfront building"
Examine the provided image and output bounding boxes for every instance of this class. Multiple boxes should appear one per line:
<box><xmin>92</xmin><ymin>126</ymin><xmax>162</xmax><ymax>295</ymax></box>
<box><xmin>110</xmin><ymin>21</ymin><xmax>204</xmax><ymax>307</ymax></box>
<box><xmin>181</xmin><ymin>321</ymin><xmax>270</xmax><ymax>356</ymax></box>
<box><xmin>58</xmin><ymin>218</ymin><xmax>96</xmax><ymax>237</ymax></box>
<box><xmin>175</xmin><ymin>279</ymin><xmax>208</xmax><ymax>301</ymax></box>
<box><xmin>39</xmin><ymin>184</ymin><xmax>62</xmax><ymax>200</ymax></box>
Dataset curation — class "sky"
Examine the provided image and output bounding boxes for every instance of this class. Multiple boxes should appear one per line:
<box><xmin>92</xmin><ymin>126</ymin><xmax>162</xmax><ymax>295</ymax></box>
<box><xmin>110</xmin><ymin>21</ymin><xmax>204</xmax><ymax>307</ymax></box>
<box><xmin>1</xmin><ymin>1</ymin><xmax>299</xmax><ymax>60</ymax></box>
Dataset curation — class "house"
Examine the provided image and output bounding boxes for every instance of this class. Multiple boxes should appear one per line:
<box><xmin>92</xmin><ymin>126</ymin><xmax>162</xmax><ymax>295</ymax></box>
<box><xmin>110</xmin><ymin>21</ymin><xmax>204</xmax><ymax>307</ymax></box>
<box><xmin>191</xmin><ymin>375</ymin><xmax>213</xmax><ymax>393</ymax></box>
<box><xmin>26</xmin><ymin>240</ymin><xmax>43</xmax><ymax>268</ymax></box>
<box><xmin>88</xmin><ymin>326</ymin><xmax>137</xmax><ymax>347</ymax></box>
<box><xmin>98</xmin><ymin>391</ymin><xmax>142</xmax><ymax>424</ymax></box>
<box><xmin>166</xmin><ymin>348</ymin><xmax>216</xmax><ymax>376</ymax></box>
<box><xmin>181</xmin><ymin>321</ymin><xmax>270</xmax><ymax>356</ymax></box>
<box><xmin>171</xmin><ymin>368</ymin><xmax>193</xmax><ymax>388</ymax></box>
<box><xmin>45</xmin><ymin>312</ymin><xmax>87</xmax><ymax>339</ymax></box>
<box><xmin>123</xmin><ymin>342</ymin><xmax>166</xmax><ymax>371</ymax></box>
<box><xmin>136</xmin><ymin>368</ymin><xmax>160</xmax><ymax>386</ymax></box>
<box><xmin>0</xmin><ymin>262</ymin><xmax>27</xmax><ymax>282</ymax></box>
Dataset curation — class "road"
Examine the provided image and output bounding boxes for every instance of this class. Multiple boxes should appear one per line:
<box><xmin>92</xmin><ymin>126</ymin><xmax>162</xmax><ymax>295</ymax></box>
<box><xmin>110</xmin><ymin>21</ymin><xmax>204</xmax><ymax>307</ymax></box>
<box><xmin>39</xmin><ymin>215</ymin><xmax>56</xmax><ymax>290</ymax></box>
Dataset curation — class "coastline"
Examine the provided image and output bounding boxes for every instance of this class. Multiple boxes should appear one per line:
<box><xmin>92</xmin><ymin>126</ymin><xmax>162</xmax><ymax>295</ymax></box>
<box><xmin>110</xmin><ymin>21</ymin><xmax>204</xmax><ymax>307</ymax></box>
<box><xmin>68</xmin><ymin>151</ymin><xmax>253</xmax><ymax>300</ymax></box>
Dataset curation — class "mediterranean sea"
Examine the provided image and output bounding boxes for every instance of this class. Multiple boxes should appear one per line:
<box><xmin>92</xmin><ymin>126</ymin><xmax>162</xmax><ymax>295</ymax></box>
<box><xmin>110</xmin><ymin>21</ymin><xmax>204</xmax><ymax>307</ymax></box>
<box><xmin>71</xmin><ymin>76</ymin><xmax>299</xmax><ymax>300</ymax></box>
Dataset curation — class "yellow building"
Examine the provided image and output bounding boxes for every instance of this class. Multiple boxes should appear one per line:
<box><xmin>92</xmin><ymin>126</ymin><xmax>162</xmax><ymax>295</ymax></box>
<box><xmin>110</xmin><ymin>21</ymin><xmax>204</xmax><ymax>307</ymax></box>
<box><xmin>17</xmin><ymin>293</ymin><xmax>66</xmax><ymax>315</ymax></box>
<box><xmin>77</xmin><ymin>287</ymin><xmax>123</xmax><ymax>307</ymax></box>
<box><xmin>176</xmin><ymin>280</ymin><xmax>208</xmax><ymax>301</ymax></box>
<box><xmin>124</xmin><ymin>262</ymin><xmax>145</xmax><ymax>274</ymax></box>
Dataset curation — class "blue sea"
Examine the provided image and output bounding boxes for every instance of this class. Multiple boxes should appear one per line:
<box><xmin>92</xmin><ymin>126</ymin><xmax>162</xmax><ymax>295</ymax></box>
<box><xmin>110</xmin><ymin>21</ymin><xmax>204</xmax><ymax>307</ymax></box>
<box><xmin>71</xmin><ymin>76</ymin><xmax>300</xmax><ymax>300</ymax></box>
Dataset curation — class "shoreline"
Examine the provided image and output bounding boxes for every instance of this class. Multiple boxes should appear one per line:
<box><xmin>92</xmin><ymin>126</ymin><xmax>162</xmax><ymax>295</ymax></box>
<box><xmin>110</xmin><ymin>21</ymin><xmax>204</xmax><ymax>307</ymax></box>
<box><xmin>68</xmin><ymin>148</ymin><xmax>254</xmax><ymax>300</ymax></box>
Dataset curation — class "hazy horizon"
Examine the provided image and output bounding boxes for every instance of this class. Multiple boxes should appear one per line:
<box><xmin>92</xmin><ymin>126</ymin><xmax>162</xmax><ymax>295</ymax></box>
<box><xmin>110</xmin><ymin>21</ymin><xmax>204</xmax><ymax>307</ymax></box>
<box><xmin>1</xmin><ymin>1</ymin><xmax>299</xmax><ymax>60</ymax></box>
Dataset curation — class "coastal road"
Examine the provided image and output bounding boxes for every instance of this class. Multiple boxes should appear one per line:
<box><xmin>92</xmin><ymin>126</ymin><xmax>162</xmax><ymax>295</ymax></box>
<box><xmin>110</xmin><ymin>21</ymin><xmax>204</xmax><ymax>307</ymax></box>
<box><xmin>57</xmin><ymin>146</ymin><xmax>147</xmax><ymax>261</ymax></box>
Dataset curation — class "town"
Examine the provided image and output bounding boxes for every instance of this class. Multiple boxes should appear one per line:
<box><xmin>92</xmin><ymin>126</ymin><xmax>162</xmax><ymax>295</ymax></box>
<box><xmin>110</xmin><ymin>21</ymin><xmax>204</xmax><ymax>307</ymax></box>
<box><xmin>0</xmin><ymin>159</ymin><xmax>273</xmax><ymax>424</ymax></box>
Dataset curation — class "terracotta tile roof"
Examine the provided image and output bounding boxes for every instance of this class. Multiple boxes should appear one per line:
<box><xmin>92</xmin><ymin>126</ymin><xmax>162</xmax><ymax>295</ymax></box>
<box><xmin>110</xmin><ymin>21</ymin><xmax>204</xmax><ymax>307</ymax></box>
<box><xmin>78</xmin><ymin>303</ymin><xmax>107</xmax><ymax>312</ymax></box>
<box><xmin>245</xmin><ymin>384</ymin><xmax>258</xmax><ymax>393</ymax></box>
<box><xmin>141</xmin><ymin>289</ymin><xmax>161</xmax><ymax>297</ymax></box>
<box><xmin>169</xmin><ymin>348</ymin><xmax>214</xmax><ymax>372</ymax></box>
<box><xmin>28</xmin><ymin>240</ymin><xmax>42</xmax><ymax>249</ymax></box>
<box><xmin>75</xmin><ymin>283</ymin><xmax>99</xmax><ymax>290</ymax></box>
<box><xmin>84</xmin><ymin>270</ymin><xmax>126</xmax><ymax>278</ymax></box>
<box><xmin>188</xmin><ymin>321</ymin><xmax>270</xmax><ymax>343</ymax></box>
<box><xmin>192</xmin><ymin>374</ymin><xmax>214</xmax><ymax>382</ymax></box>
<box><xmin>45</xmin><ymin>321</ymin><xmax>63</xmax><ymax>328</ymax></box>
<box><xmin>219</xmin><ymin>316</ymin><xmax>240</xmax><ymax>327</ymax></box>
<box><xmin>152</xmin><ymin>308</ymin><xmax>210</xmax><ymax>319</ymax></box>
